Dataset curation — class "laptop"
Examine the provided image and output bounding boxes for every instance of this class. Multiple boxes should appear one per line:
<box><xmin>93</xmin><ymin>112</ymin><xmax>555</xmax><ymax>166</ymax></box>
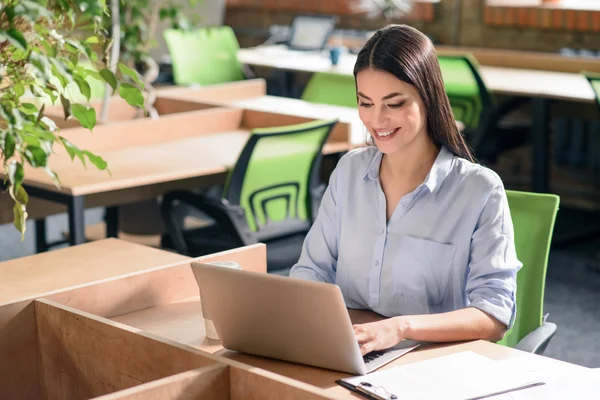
<box><xmin>191</xmin><ymin>262</ymin><xmax>421</xmax><ymax>375</ymax></box>
<box><xmin>287</xmin><ymin>15</ymin><xmax>337</xmax><ymax>51</ymax></box>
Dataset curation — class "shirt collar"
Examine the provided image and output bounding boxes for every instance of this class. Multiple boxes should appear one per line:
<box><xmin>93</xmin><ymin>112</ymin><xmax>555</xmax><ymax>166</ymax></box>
<box><xmin>362</xmin><ymin>146</ymin><xmax>455</xmax><ymax>196</ymax></box>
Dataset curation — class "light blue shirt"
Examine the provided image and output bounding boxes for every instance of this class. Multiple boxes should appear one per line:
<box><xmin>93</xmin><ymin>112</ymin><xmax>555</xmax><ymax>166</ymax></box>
<box><xmin>290</xmin><ymin>146</ymin><xmax>522</xmax><ymax>328</ymax></box>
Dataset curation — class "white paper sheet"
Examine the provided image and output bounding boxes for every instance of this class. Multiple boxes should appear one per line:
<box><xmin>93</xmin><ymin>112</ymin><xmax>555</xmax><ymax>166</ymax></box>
<box><xmin>341</xmin><ymin>351</ymin><xmax>544</xmax><ymax>400</ymax></box>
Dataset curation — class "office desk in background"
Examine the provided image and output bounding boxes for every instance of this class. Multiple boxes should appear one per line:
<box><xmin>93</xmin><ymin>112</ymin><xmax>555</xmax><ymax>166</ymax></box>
<box><xmin>237</xmin><ymin>45</ymin><xmax>598</xmax><ymax>194</ymax></box>
<box><xmin>7</xmin><ymin>100</ymin><xmax>352</xmax><ymax>250</ymax></box>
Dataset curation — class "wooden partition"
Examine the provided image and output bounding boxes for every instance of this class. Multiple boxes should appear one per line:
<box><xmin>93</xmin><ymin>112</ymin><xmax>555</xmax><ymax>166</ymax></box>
<box><xmin>0</xmin><ymin>242</ymin><xmax>259</xmax><ymax>399</ymax></box>
<box><xmin>45</xmin><ymin>96</ymin><xmax>218</xmax><ymax>129</ymax></box>
<box><xmin>157</xmin><ymin>79</ymin><xmax>267</xmax><ymax>102</ymax></box>
<box><xmin>35</xmin><ymin>299</ymin><xmax>216</xmax><ymax>400</ymax></box>
<box><xmin>0</xmin><ymin>242</ymin><xmax>333</xmax><ymax>400</ymax></box>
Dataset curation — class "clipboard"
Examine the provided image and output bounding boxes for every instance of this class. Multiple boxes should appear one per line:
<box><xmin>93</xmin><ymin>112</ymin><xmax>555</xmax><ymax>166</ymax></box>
<box><xmin>336</xmin><ymin>379</ymin><xmax>398</xmax><ymax>400</ymax></box>
<box><xmin>335</xmin><ymin>351</ymin><xmax>546</xmax><ymax>400</ymax></box>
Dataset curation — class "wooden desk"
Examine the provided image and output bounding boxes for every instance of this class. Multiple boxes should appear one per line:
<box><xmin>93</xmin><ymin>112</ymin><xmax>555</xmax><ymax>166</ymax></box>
<box><xmin>110</xmin><ymin>297</ymin><xmax>591</xmax><ymax>399</ymax></box>
<box><xmin>238</xmin><ymin>45</ymin><xmax>598</xmax><ymax>193</ymax></box>
<box><xmin>8</xmin><ymin>106</ymin><xmax>349</xmax><ymax>249</ymax></box>
<box><xmin>2</xmin><ymin>242</ymin><xmax>594</xmax><ymax>399</ymax></box>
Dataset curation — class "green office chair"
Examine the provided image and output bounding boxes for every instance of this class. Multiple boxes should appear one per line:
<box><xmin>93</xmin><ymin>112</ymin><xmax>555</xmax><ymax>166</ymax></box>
<box><xmin>160</xmin><ymin>119</ymin><xmax>337</xmax><ymax>272</ymax></box>
<box><xmin>163</xmin><ymin>26</ymin><xmax>247</xmax><ymax>85</ymax></box>
<box><xmin>584</xmin><ymin>72</ymin><xmax>600</xmax><ymax>108</ymax></box>
<box><xmin>438</xmin><ymin>55</ymin><xmax>492</xmax><ymax>132</ymax></box>
<box><xmin>301</xmin><ymin>72</ymin><xmax>358</xmax><ymax>108</ymax></box>
<box><xmin>438</xmin><ymin>54</ymin><xmax>530</xmax><ymax>164</ymax></box>
<box><xmin>497</xmin><ymin>190</ymin><xmax>560</xmax><ymax>355</ymax></box>
<box><xmin>584</xmin><ymin>72</ymin><xmax>600</xmax><ymax>175</ymax></box>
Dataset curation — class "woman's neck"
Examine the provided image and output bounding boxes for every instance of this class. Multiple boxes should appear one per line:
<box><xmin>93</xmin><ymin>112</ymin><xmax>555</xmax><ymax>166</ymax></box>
<box><xmin>381</xmin><ymin>138</ymin><xmax>440</xmax><ymax>182</ymax></box>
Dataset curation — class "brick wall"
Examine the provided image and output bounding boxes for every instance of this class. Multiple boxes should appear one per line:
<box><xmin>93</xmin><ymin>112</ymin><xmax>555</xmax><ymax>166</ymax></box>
<box><xmin>225</xmin><ymin>0</ymin><xmax>600</xmax><ymax>52</ymax></box>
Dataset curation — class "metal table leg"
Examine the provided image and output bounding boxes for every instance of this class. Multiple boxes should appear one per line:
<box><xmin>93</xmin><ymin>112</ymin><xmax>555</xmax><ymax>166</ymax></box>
<box><xmin>68</xmin><ymin>196</ymin><xmax>85</xmax><ymax>245</ymax></box>
<box><xmin>105</xmin><ymin>206</ymin><xmax>119</xmax><ymax>238</ymax></box>
<box><xmin>35</xmin><ymin>219</ymin><xmax>48</xmax><ymax>253</ymax></box>
<box><xmin>532</xmin><ymin>97</ymin><xmax>551</xmax><ymax>193</ymax></box>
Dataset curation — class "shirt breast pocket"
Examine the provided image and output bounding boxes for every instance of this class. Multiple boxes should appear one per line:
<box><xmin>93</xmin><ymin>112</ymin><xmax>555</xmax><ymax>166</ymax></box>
<box><xmin>391</xmin><ymin>235</ymin><xmax>456</xmax><ymax>314</ymax></box>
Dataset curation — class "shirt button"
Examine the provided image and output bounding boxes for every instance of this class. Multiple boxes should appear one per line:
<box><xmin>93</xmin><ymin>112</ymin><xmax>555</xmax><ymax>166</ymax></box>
<box><xmin>381</xmin><ymin>228</ymin><xmax>385</xmax><ymax>234</ymax></box>
<box><xmin>374</xmin><ymin>261</ymin><xmax>380</xmax><ymax>266</ymax></box>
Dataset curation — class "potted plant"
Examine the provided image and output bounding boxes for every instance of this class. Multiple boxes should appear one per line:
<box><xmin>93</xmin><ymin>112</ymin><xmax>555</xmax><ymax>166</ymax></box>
<box><xmin>0</xmin><ymin>0</ymin><xmax>145</xmax><ymax>237</ymax></box>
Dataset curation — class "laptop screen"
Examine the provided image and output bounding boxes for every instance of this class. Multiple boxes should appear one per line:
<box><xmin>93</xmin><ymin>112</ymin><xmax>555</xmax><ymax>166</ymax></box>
<box><xmin>288</xmin><ymin>15</ymin><xmax>336</xmax><ymax>51</ymax></box>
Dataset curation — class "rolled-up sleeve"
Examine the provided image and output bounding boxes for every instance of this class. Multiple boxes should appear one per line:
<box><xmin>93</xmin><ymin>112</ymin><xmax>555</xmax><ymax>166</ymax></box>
<box><xmin>288</xmin><ymin>163</ymin><xmax>341</xmax><ymax>284</ymax></box>
<box><xmin>466</xmin><ymin>185</ymin><xmax>522</xmax><ymax>328</ymax></box>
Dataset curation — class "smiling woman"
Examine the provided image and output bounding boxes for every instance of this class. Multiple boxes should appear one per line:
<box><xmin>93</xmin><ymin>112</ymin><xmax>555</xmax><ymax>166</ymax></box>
<box><xmin>289</xmin><ymin>25</ymin><xmax>522</xmax><ymax>356</ymax></box>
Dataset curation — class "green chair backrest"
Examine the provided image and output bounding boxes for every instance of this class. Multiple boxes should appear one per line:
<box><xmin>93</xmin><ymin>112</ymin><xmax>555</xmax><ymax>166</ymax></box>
<box><xmin>438</xmin><ymin>54</ymin><xmax>492</xmax><ymax>131</ymax></box>
<box><xmin>301</xmin><ymin>72</ymin><xmax>358</xmax><ymax>108</ymax></box>
<box><xmin>497</xmin><ymin>190</ymin><xmax>559</xmax><ymax>348</ymax></box>
<box><xmin>584</xmin><ymin>72</ymin><xmax>600</xmax><ymax>111</ymax></box>
<box><xmin>164</xmin><ymin>26</ymin><xmax>245</xmax><ymax>85</ymax></box>
<box><xmin>222</xmin><ymin>119</ymin><xmax>337</xmax><ymax>234</ymax></box>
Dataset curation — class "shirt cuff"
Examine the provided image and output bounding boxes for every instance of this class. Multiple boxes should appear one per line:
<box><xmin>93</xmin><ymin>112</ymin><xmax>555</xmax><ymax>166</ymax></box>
<box><xmin>289</xmin><ymin>266</ymin><xmax>329</xmax><ymax>283</ymax></box>
<box><xmin>469</xmin><ymin>296</ymin><xmax>516</xmax><ymax>329</ymax></box>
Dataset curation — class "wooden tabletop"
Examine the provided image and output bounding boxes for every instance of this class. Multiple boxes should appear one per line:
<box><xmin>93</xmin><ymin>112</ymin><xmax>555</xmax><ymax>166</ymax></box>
<box><xmin>0</xmin><ymin>238</ymin><xmax>189</xmax><ymax>305</ymax></box>
<box><xmin>22</xmin><ymin>131</ymin><xmax>248</xmax><ymax>196</ymax></box>
<box><xmin>112</xmin><ymin>297</ymin><xmax>590</xmax><ymax>399</ymax></box>
<box><xmin>237</xmin><ymin>45</ymin><xmax>596</xmax><ymax>103</ymax></box>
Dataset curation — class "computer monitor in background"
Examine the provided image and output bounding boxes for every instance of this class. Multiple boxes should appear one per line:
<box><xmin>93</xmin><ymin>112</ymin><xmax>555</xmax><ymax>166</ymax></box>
<box><xmin>287</xmin><ymin>15</ymin><xmax>337</xmax><ymax>51</ymax></box>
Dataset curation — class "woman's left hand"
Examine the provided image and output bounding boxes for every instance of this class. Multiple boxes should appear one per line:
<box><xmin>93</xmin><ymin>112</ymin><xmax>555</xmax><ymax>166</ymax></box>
<box><xmin>353</xmin><ymin>317</ymin><xmax>404</xmax><ymax>355</ymax></box>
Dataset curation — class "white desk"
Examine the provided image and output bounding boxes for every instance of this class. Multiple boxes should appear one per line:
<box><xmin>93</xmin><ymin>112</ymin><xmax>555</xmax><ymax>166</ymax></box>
<box><xmin>238</xmin><ymin>45</ymin><xmax>596</xmax><ymax>103</ymax></box>
<box><xmin>238</xmin><ymin>45</ymin><xmax>599</xmax><ymax>193</ymax></box>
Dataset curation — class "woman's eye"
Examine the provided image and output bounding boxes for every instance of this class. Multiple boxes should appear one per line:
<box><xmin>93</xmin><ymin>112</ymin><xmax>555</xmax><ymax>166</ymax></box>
<box><xmin>359</xmin><ymin>102</ymin><xmax>373</xmax><ymax>108</ymax></box>
<box><xmin>388</xmin><ymin>102</ymin><xmax>405</xmax><ymax>109</ymax></box>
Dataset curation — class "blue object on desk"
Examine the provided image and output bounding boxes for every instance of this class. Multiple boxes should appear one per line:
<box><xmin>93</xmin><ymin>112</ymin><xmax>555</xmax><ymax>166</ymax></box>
<box><xmin>330</xmin><ymin>47</ymin><xmax>341</xmax><ymax>66</ymax></box>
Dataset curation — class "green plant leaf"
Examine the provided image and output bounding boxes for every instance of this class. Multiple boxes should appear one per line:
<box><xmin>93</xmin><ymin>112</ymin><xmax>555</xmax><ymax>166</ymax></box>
<box><xmin>24</xmin><ymin>146</ymin><xmax>48</xmax><ymax>167</ymax></box>
<box><xmin>20</xmin><ymin>103</ymin><xmax>38</xmax><ymax>115</ymax></box>
<box><xmin>42</xmin><ymin>87</ymin><xmax>58</xmax><ymax>104</ymax></box>
<box><xmin>73</xmin><ymin>75</ymin><xmax>91</xmax><ymax>101</ymax></box>
<box><xmin>3</xmin><ymin>133</ymin><xmax>16</xmax><ymax>159</ymax></box>
<box><xmin>10</xmin><ymin>183</ymin><xmax>28</xmax><ymax>206</ymax></box>
<box><xmin>4</xmin><ymin>28</ymin><xmax>27</xmax><ymax>50</ymax></box>
<box><xmin>60</xmin><ymin>137</ymin><xmax>85</xmax><ymax>166</ymax></box>
<box><xmin>50</xmin><ymin>59</ymin><xmax>72</xmax><ymax>88</ymax></box>
<box><xmin>30</xmin><ymin>51</ymin><xmax>52</xmax><ymax>80</ymax></box>
<box><xmin>13</xmin><ymin>83</ymin><xmax>25</xmax><ymax>98</ymax></box>
<box><xmin>22</xmin><ymin>135</ymin><xmax>41</xmax><ymax>148</ymax></box>
<box><xmin>13</xmin><ymin>202</ymin><xmax>27</xmax><ymax>240</ymax></box>
<box><xmin>84</xmin><ymin>36</ymin><xmax>99</xmax><ymax>44</ymax></box>
<box><xmin>118</xmin><ymin>63</ymin><xmax>144</xmax><ymax>89</ymax></box>
<box><xmin>71</xmin><ymin>104</ymin><xmax>96</xmax><ymax>130</ymax></box>
<box><xmin>83</xmin><ymin>150</ymin><xmax>107</xmax><ymax>171</ymax></box>
<box><xmin>99</xmin><ymin>68</ymin><xmax>117</xmax><ymax>91</ymax></box>
<box><xmin>8</xmin><ymin>161</ymin><xmax>24</xmax><ymax>191</ymax></box>
<box><xmin>84</xmin><ymin>69</ymin><xmax>103</xmax><ymax>81</ymax></box>
<box><xmin>60</xmin><ymin>94</ymin><xmax>71</xmax><ymax>120</ymax></box>
<box><xmin>119</xmin><ymin>83</ymin><xmax>145</xmax><ymax>108</ymax></box>
<box><xmin>37</xmin><ymin>103</ymin><xmax>45</xmax><ymax>123</ymax></box>
<box><xmin>41</xmin><ymin>40</ymin><xmax>57</xmax><ymax>57</ymax></box>
<box><xmin>40</xmin><ymin>116</ymin><xmax>58</xmax><ymax>132</ymax></box>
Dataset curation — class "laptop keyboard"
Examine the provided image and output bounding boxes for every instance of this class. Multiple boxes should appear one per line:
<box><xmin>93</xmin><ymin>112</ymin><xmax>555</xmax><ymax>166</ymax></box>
<box><xmin>363</xmin><ymin>350</ymin><xmax>386</xmax><ymax>364</ymax></box>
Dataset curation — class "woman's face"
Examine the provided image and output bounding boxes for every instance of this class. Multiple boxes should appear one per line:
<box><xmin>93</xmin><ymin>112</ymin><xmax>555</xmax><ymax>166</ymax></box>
<box><xmin>356</xmin><ymin>69</ymin><xmax>428</xmax><ymax>155</ymax></box>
